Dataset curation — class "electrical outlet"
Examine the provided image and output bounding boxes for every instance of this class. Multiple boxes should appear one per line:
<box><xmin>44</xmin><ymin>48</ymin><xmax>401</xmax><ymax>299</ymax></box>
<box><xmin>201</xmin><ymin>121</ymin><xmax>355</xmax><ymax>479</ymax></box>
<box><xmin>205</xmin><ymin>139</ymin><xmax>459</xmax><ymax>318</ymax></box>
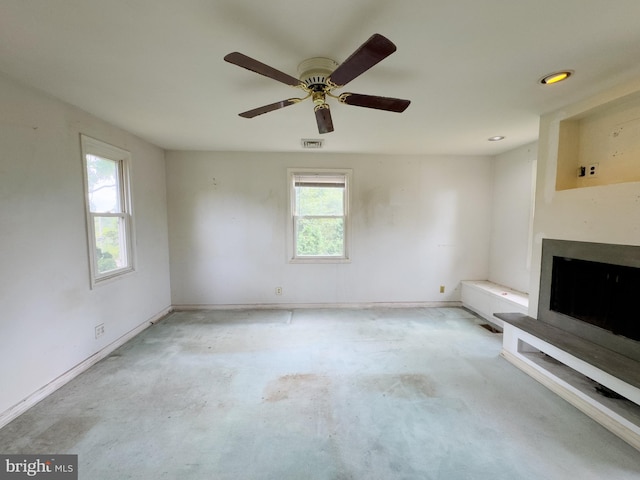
<box><xmin>95</xmin><ymin>324</ymin><xmax>105</xmax><ymax>339</ymax></box>
<box><xmin>275</xmin><ymin>287</ymin><xmax>283</xmax><ymax>295</ymax></box>
<box><xmin>440</xmin><ymin>285</ymin><xmax>445</xmax><ymax>294</ymax></box>
<box><xmin>588</xmin><ymin>163</ymin><xmax>599</xmax><ymax>177</ymax></box>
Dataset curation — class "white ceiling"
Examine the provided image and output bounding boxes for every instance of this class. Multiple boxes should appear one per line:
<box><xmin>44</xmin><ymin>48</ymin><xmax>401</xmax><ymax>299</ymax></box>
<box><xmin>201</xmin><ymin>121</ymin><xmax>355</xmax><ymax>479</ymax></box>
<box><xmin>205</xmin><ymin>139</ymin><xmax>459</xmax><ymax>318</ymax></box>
<box><xmin>1</xmin><ymin>0</ymin><xmax>640</xmax><ymax>156</ymax></box>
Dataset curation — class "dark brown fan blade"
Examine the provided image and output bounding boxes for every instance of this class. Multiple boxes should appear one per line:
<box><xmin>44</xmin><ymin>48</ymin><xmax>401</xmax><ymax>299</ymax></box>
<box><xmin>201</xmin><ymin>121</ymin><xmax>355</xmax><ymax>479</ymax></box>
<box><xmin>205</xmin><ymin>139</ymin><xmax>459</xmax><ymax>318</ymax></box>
<box><xmin>224</xmin><ymin>52</ymin><xmax>301</xmax><ymax>87</ymax></box>
<box><xmin>239</xmin><ymin>99</ymin><xmax>300</xmax><ymax>118</ymax></box>
<box><xmin>340</xmin><ymin>93</ymin><xmax>410</xmax><ymax>112</ymax></box>
<box><xmin>315</xmin><ymin>106</ymin><xmax>334</xmax><ymax>134</ymax></box>
<box><xmin>327</xmin><ymin>34</ymin><xmax>396</xmax><ymax>87</ymax></box>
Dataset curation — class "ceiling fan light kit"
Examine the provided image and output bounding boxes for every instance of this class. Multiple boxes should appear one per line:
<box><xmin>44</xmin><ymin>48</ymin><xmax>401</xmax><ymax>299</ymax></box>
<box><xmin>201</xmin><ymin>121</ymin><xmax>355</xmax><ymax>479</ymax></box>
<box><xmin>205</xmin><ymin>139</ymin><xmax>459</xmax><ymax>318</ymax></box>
<box><xmin>224</xmin><ymin>34</ymin><xmax>411</xmax><ymax>134</ymax></box>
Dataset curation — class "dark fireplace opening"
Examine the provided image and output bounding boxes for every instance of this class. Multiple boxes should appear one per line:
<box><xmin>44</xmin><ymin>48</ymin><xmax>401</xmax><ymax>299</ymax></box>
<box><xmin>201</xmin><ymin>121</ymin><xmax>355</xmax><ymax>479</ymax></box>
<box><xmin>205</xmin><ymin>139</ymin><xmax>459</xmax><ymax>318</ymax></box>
<box><xmin>538</xmin><ymin>239</ymin><xmax>640</xmax><ymax>363</ymax></box>
<box><xmin>550</xmin><ymin>256</ymin><xmax>640</xmax><ymax>342</ymax></box>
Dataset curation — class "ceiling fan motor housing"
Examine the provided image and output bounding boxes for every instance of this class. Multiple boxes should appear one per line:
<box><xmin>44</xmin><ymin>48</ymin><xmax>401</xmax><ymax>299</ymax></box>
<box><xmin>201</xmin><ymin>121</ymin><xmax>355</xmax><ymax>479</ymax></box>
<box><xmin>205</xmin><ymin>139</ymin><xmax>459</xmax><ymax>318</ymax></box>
<box><xmin>297</xmin><ymin>57</ymin><xmax>338</xmax><ymax>91</ymax></box>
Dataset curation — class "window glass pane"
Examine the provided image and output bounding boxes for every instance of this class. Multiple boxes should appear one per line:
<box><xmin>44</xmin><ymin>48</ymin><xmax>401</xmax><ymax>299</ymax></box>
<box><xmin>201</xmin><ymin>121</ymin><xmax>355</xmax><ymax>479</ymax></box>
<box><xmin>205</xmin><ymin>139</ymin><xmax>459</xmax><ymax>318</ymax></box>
<box><xmin>296</xmin><ymin>217</ymin><xmax>344</xmax><ymax>256</ymax></box>
<box><xmin>87</xmin><ymin>154</ymin><xmax>120</xmax><ymax>213</ymax></box>
<box><xmin>295</xmin><ymin>186</ymin><xmax>344</xmax><ymax>216</ymax></box>
<box><xmin>94</xmin><ymin>216</ymin><xmax>127</xmax><ymax>273</ymax></box>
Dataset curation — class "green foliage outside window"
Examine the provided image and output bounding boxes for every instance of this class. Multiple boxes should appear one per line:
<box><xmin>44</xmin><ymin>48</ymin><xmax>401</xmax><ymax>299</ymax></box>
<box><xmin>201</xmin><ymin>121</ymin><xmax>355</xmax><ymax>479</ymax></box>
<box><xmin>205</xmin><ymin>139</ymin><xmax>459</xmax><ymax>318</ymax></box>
<box><xmin>87</xmin><ymin>154</ymin><xmax>125</xmax><ymax>274</ymax></box>
<box><xmin>94</xmin><ymin>217</ymin><xmax>124</xmax><ymax>273</ymax></box>
<box><xmin>296</xmin><ymin>218</ymin><xmax>344</xmax><ymax>256</ymax></box>
<box><xmin>295</xmin><ymin>184</ymin><xmax>345</xmax><ymax>257</ymax></box>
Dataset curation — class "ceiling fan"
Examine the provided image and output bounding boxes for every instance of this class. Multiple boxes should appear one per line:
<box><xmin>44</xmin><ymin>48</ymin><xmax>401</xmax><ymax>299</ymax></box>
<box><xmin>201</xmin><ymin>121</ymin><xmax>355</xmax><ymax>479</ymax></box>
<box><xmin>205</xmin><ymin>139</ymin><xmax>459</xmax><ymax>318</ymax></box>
<box><xmin>224</xmin><ymin>33</ymin><xmax>411</xmax><ymax>134</ymax></box>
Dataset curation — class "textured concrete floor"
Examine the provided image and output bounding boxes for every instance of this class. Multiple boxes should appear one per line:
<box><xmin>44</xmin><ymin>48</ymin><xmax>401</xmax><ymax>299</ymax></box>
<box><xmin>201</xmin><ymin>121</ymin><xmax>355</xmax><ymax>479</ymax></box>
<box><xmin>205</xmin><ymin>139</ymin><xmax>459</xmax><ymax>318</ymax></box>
<box><xmin>1</xmin><ymin>307</ymin><xmax>639</xmax><ymax>479</ymax></box>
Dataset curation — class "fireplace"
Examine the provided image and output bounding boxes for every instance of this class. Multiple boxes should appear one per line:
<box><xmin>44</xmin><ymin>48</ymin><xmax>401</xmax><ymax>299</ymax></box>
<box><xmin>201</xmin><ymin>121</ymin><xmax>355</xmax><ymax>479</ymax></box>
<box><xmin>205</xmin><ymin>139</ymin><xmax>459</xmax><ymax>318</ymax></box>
<box><xmin>497</xmin><ymin>238</ymin><xmax>640</xmax><ymax>451</ymax></box>
<box><xmin>538</xmin><ymin>239</ymin><xmax>640</xmax><ymax>362</ymax></box>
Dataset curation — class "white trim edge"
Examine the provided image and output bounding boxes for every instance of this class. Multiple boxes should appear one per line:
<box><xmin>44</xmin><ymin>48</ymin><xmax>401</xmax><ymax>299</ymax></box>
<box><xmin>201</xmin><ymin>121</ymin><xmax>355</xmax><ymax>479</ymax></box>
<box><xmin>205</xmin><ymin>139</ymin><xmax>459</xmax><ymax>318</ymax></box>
<box><xmin>172</xmin><ymin>301</ymin><xmax>463</xmax><ymax>311</ymax></box>
<box><xmin>0</xmin><ymin>306</ymin><xmax>172</xmax><ymax>429</ymax></box>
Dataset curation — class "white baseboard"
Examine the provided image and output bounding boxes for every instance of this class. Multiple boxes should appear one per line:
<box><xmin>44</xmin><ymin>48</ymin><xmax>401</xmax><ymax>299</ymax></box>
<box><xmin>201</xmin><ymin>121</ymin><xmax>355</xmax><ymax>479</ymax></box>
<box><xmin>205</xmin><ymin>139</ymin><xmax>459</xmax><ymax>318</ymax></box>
<box><xmin>0</xmin><ymin>306</ymin><xmax>172</xmax><ymax>429</ymax></box>
<box><xmin>172</xmin><ymin>301</ymin><xmax>462</xmax><ymax>311</ymax></box>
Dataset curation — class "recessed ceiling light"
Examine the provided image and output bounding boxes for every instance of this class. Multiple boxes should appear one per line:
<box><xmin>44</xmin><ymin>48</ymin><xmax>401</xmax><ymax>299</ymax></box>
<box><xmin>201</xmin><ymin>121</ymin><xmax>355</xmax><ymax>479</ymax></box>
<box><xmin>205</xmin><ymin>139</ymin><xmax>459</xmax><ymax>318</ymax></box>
<box><xmin>488</xmin><ymin>136</ymin><xmax>505</xmax><ymax>142</ymax></box>
<box><xmin>540</xmin><ymin>70</ymin><xmax>573</xmax><ymax>85</ymax></box>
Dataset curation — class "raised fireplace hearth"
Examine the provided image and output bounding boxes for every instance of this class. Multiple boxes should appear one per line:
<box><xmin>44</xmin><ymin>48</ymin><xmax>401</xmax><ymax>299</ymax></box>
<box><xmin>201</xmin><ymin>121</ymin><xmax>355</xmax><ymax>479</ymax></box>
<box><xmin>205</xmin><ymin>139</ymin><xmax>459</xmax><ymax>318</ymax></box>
<box><xmin>497</xmin><ymin>239</ymin><xmax>640</xmax><ymax>452</ymax></box>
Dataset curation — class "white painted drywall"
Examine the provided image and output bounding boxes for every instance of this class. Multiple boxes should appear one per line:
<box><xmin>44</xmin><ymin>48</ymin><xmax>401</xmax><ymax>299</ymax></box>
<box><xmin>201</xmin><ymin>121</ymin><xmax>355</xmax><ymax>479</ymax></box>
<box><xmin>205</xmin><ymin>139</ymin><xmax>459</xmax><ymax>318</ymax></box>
<box><xmin>529</xmin><ymin>78</ymin><xmax>640</xmax><ymax>316</ymax></box>
<box><xmin>166</xmin><ymin>151</ymin><xmax>492</xmax><ymax>306</ymax></box>
<box><xmin>488</xmin><ymin>142</ymin><xmax>537</xmax><ymax>293</ymax></box>
<box><xmin>0</xmin><ymin>73</ymin><xmax>171</xmax><ymax>416</ymax></box>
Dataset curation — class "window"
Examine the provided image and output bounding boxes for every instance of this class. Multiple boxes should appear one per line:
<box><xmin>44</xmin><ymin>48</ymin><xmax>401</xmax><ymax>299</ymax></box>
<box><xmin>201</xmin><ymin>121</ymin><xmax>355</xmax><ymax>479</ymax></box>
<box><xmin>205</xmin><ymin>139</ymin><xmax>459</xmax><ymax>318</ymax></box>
<box><xmin>80</xmin><ymin>135</ymin><xmax>134</xmax><ymax>286</ymax></box>
<box><xmin>288</xmin><ymin>169</ymin><xmax>351</xmax><ymax>262</ymax></box>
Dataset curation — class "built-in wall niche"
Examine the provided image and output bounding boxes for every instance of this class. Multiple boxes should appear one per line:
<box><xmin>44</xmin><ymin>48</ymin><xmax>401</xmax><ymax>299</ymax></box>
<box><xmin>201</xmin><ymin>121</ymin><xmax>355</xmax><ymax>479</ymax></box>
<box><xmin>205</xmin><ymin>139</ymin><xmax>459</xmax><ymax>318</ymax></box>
<box><xmin>556</xmin><ymin>90</ymin><xmax>640</xmax><ymax>191</ymax></box>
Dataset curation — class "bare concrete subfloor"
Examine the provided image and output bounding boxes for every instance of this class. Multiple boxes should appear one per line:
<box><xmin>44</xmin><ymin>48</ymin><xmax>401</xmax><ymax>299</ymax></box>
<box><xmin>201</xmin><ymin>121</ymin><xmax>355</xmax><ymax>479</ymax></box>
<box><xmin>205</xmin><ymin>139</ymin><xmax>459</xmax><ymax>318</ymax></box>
<box><xmin>1</xmin><ymin>307</ymin><xmax>639</xmax><ymax>479</ymax></box>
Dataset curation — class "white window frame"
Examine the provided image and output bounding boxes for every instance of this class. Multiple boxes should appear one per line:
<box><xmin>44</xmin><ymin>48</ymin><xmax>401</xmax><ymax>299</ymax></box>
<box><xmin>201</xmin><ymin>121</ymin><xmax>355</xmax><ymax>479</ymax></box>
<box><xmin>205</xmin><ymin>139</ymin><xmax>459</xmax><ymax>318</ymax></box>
<box><xmin>287</xmin><ymin>168</ymin><xmax>352</xmax><ymax>263</ymax></box>
<box><xmin>80</xmin><ymin>135</ymin><xmax>135</xmax><ymax>288</ymax></box>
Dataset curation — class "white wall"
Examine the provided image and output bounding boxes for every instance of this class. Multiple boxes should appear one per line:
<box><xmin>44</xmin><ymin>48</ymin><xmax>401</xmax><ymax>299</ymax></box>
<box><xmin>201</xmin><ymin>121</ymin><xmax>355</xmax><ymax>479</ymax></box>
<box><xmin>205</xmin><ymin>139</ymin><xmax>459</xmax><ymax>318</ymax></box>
<box><xmin>166</xmin><ymin>151</ymin><xmax>492</xmax><ymax>306</ymax></box>
<box><xmin>488</xmin><ymin>142</ymin><xmax>537</xmax><ymax>293</ymax></box>
<box><xmin>529</xmin><ymin>78</ymin><xmax>640</xmax><ymax>316</ymax></box>
<box><xmin>0</xmin><ymin>73</ymin><xmax>171</xmax><ymax>416</ymax></box>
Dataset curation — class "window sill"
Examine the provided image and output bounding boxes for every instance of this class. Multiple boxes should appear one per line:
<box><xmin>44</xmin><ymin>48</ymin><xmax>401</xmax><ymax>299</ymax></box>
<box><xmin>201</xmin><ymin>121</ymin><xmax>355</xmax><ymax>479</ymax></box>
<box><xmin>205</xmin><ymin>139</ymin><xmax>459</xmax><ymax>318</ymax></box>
<box><xmin>289</xmin><ymin>257</ymin><xmax>351</xmax><ymax>264</ymax></box>
<box><xmin>91</xmin><ymin>267</ymin><xmax>136</xmax><ymax>289</ymax></box>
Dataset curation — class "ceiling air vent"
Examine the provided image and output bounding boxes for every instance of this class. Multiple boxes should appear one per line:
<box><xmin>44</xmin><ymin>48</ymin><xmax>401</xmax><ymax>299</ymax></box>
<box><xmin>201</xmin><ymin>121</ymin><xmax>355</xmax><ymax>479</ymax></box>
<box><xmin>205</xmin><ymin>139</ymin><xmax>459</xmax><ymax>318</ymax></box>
<box><xmin>301</xmin><ymin>139</ymin><xmax>324</xmax><ymax>149</ymax></box>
